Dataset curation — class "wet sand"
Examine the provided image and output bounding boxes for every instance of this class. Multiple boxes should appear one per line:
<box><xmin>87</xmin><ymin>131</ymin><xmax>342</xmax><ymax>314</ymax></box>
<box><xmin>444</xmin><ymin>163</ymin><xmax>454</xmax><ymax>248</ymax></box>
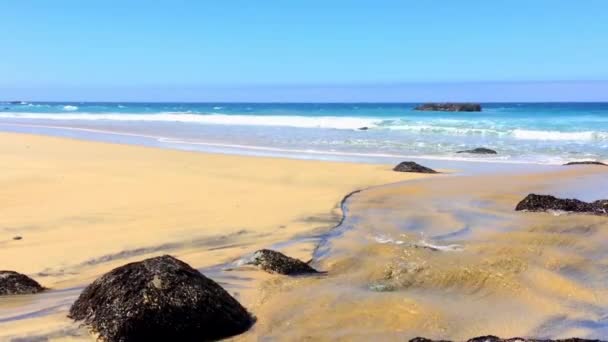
<box><xmin>245</xmin><ymin>166</ymin><xmax>608</xmax><ymax>340</ymax></box>
<box><xmin>0</xmin><ymin>132</ymin><xmax>429</xmax><ymax>340</ymax></box>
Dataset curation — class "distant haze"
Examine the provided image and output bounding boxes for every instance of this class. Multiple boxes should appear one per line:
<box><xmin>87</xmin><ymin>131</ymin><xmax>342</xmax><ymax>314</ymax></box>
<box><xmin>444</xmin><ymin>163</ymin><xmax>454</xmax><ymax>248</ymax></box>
<box><xmin>2</xmin><ymin>81</ymin><xmax>607</xmax><ymax>103</ymax></box>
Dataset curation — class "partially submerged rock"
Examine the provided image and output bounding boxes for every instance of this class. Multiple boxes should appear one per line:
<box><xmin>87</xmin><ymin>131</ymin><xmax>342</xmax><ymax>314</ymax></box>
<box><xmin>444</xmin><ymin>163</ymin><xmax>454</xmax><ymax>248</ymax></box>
<box><xmin>249</xmin><ymin>249</ymin><xmax>320</xmax><ymax>275</ymax></box>
<box><xmin>69</xmin><ymin>255</ymin><xmax>253</xmax><ymax>341</ymax></box>
<box><xmin>0</xmin><ymin>271</ymin><xmax>45</xmax><ymax>295</ymax></box>
<box><xmin>564</xmin><ymin>161</ymin><xmax>607</xmax><ymax>166</ymax></box>
<box><xmin>358</xmin><ymin>126</ymin><xmax>369</xmax><ymax>131</ymax></box>
<box><xmin>515</xmin><ymin>194</ymin><xmax>608</xmax><ymax>216</ymax></box>
<box><xmin>393</xmin><ymin>161</ymin><xmax>438</xmax><ymax>174</ymax></box>
<box><xmin>457</xmin><ymin>147</ymin><xmax>497</xmax><ymax>154</ymax></box>
<box><xmin>414</xmin><ymin>103</ymin><xmax>482</xmax><ymax>112</ymax></box>
<box><xmin>410</xmin><ymin>336</ymin><xmax>604</xmax><ymax>342</ymax></box>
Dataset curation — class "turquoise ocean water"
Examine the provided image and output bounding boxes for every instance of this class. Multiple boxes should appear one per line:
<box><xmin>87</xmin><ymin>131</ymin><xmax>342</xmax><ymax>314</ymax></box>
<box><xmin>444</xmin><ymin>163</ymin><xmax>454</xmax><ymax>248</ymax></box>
<box><xmin>0</xmin><ymin>102</ymin><xmax>607</xmax><ymax>165</ymax></box>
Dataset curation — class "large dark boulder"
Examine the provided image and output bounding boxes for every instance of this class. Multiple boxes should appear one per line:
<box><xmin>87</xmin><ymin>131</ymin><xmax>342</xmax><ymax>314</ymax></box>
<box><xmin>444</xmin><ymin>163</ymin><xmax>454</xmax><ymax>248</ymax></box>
<box><xmin>248</xmin><ymin>249</ymin><xmax>320</xmax><ymax>275</ymax></box>
<box><xmin>393</xmin><ymin>161</ymin><xmax>438</xmax><ymax>174</ymax></box>
<box><xmin>515</xmin><ymin>194</ymin><xmax>608</xmax><ymax>216</ymax></box>
<box><xmin>414</xmin><ymin>103</ymin><xmax>482</xmax><ymax>112</ymax></box>
<box><xmin>410</xmin><ymin>336</ymin><xmax>604</xmax><ymax>342</ymax></box>
<box><xmin>564</xmin><ymin>161</ymin><xmax>607</xmax><ymax>166</ymax></box>
<box><xmin>69</xmin><ymin>255</ymin><xmax>253</xmax><ymax>342</ymax></box>
<box><xmin>457</xmin><ymin>147</ymin><xmax>497</xmax><ymax>154</ymax></box>
<box><xmin>0</xmin><ymin>271</ymin><xmax>45</xmax><ymax>295</ymax></box>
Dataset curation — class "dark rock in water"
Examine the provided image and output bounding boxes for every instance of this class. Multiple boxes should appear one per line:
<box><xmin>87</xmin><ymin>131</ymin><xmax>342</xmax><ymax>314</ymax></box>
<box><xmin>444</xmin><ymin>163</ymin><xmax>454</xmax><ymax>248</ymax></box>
<box><xmin>457</xmin><ymin>147</ymin><xmax>497</xmax><ymax>154</ymax></box>
<box><xmin>515</xmin><ymin>194</ymin><xmax>608</xmax><ymax>216</ymax></box>
<box><xmin>393</xmin><ymin>161</ymin><xmax>438</xmax><ymax>174</ymax></box>
<box><xmin>411</xmin><ymin>336</ymin><xmax>604</xmax><ymax>342</ymax></box>
<box><xmin>414</xmin><ymin>103</ymin><xmax>482</xmax><ymax>112</ymax></box>
<box><xmin>358</xmin><ymin>126</ymin><xmax>369</xmax><ymax>130</ymax></box>
<box><xmin>69</xmin><ymin>255</ymin><xmax>253</xmax><ymax>341</ymax></box>
<box><xmin>0</xmin><ymin>271</ymin><xmax>45</xmax><ymax>295</ymax></box>
<box><xmin>564</xmin><ymin>161</ymin><xmax>607</xmax><ymax>166</ymax></box>
<box><xmin>249</xmin><ymin>249</ymin><xmax>320</xmax><ymax>275</ymax></box>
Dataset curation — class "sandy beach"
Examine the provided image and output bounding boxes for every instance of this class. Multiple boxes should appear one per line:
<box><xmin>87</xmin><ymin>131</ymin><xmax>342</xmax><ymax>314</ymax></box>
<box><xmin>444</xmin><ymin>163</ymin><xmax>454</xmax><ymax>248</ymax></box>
<box><xmin>0</xmin><ymin>132</ymin><xmax>430</xmax><ymax>340</ymax></box>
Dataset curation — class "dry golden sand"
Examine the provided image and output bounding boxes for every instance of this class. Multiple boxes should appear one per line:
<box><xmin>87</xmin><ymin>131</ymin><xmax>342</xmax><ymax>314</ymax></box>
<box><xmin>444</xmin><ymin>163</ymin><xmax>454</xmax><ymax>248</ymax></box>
<box><xmin>0</xmin><ymin>132</ymin><xmax>429</xmax><ymax>340</ymax></box>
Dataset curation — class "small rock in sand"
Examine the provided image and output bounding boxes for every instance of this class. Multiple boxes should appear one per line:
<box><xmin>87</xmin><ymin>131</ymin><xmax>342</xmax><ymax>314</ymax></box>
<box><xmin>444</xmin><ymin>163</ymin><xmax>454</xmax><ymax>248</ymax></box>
<box><xmin>13</xmin><ymin>236</ymin><xmax>22</xmax><ymax>240</ymax></box>
<box><xmin>456</xmin><ymin>147</ymin><xmax>497</xmax><ymax>154</ymax></box>
<box><xmin>0</xmin><ymin>271</ymin><xmax>45</xmax><ymax>295</ymax></box>
<box><xmin>393</xmin><ymin>161</ymin><xmax>438</xmax><ymax>174</ymax></box>
<box><xmin>69</xmin><ymin>255</ymin><xmax>253</xmax><ymax>341</ymax></box>
<box><xmin>248</xmin><ymin>249</ymin><xmax>321</xmax><ymax>275</ymax></box>
<box><xmin>410</xmin><ymin>336</ymin><xmax>604</xmax><ymax>342</ymax></box>
<box><xmin>563</xmin><ymin>161</ymin><xmax>607</xmax><ymax>166</ymax></box>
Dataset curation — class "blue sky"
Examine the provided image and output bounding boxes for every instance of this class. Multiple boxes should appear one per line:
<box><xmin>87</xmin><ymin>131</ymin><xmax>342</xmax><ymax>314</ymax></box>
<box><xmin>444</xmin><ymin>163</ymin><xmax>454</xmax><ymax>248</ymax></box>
<box><xmin>1</xmin><ymin>0</ymin><xmax>608</xmax><ymax>101</ymax></box>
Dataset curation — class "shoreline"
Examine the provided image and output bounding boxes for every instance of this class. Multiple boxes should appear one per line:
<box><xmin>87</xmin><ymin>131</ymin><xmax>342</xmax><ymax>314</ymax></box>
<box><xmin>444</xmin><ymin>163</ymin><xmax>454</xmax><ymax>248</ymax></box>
<box><xmin>0</xmin><ymin>131</ymin><xmax>433</xmax><ymax>340</ymax></box>
<box><xmin>0</xmin><ymin>121</ymin><xmax>588</xmax><ymax>173</ymax></box>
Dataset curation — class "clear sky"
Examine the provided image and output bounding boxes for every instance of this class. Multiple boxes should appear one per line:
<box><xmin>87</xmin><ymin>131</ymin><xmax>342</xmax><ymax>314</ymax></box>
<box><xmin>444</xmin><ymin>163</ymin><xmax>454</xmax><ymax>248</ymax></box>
<box><xmin>1</xmin><ymin>0</ymin><xmax>608</xmax><ymax>102</ymax></box>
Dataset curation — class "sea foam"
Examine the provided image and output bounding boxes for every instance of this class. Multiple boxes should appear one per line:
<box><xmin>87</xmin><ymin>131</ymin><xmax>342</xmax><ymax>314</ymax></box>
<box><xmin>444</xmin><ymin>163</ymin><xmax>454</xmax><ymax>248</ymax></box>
<box><xmin>511</xmin><ymin>129</ymin><xmax>605</xmax><ymax>141</ymax></box>
<box><xmin>0</xmin><ymin>112</ymin><xmax>379</xmax><ymax>130</ymax></box>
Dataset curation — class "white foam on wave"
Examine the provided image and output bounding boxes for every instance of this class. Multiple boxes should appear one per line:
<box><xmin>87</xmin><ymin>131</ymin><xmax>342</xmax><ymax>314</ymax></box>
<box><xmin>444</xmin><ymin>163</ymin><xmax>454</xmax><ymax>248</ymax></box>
<box><xmin>512</xmin><ymin>129</ymin><xmax>607</xmax><ymax>141</ymax></box>
<box><xmin>0</xmin><ymin>112</ymin><xmax>379</xmax><ymax>130</ymax></box>
<box><xmin>384</xmin><ymin>123</ymin><xmax>505</xmax><ymax>136</ymax></box>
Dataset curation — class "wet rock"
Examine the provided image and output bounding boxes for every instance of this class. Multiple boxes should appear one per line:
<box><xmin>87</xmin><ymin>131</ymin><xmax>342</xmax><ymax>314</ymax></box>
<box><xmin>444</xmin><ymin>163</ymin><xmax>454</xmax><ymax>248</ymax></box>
<box><xmin>248</xmin><ymin>249</ymin><xmax>320</xmax><ymax>275</ymax></box>
<box><xmin>414</xmin><ymin>103</ymin><xmax>482</xmax><ymax>112</ymax></box>
<box><xmin>358</xmin><ymin>126</ymin><xmax>369</xmax><ymax>130</ymax></box>
<box><xmin>515</xmin><ymin>194</ymin><xmax>608</xmax><ymax>216</ymax></box>
<box><xmin>393</xmin><ymin>161</ymin><xmax>438</xmax><ymax>174</ymax></box>
<box><xmin>69</xmin><ymin>255</ymin><xmax>253</xmax><ymax>341</ymax></box>
<box><xmin>0</xmin><ymin>271</ymin><xmax>45</xmax><ymax>295</ymax></box>
<box><xmin>564</xmin><ymin>161</ymin><xmax>607</xmax><ymax>166</ymax></box>
<box><xmin>410</xmin><ymin>337</ymin><xmax>604</xmax><ymax>342</ymax></box>
<box><xmin>457</xmin><ymin>147</ymin><xmax>497</xmax><ymax>154</ymax></box>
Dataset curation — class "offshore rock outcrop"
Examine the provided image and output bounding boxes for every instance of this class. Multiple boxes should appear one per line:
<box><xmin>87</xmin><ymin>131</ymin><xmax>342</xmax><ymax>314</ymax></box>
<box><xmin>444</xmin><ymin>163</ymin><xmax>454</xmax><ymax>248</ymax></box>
<box><xmin>515</xmin><ymin>194</ymin><xmax>608</xmax><ymax>216</ymax></box>
<box><xmin>248</xmin><ymin>249</ymin><xmax>320</xmax><ymax>275</ymax></box>
<box><xmin>414</xmin><ymin>103</ymin><xmax>482</xmax><ymax>112</ymax></box>
<box><xmin>0</xmin><ymin>271</ymin><xmax>45</xmax><ymax>295</ymax></box>
<box><xmin>69</xmin><ymin>255</ymin><xmax>253</xmax><ymax>341</ymax></box>
<box><xmin>393</xmin><ymin>161</ymin><xmax>438</xmax><ymax>174</ymax></box>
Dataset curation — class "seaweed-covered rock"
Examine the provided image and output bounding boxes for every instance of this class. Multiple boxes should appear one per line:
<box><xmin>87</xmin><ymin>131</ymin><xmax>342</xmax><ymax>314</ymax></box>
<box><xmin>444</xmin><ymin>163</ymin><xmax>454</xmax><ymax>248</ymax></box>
<box><xmin>457</xmin><ymin>147</ymin><xmax>497</xmax><ymax>154</ymax></box>
<box><xmin>0</xmin><ymin>271</ymin><xmax>45</xmax><ymax>295</ymax></box>
<box><xmin>564</xmin><ymin>161</ymin><xmax>607</xmax><ymax>166</ymax></box>
<box><xmin>414</xmin><ymin>103</ymin><xmax>482</xmax><ymax>112</ymax></box>
<box><xmin>410</xmin><ymin>336</ymin><xmax>604</xmax><ymax>342</ymax></box>
<box><xmin>515</xmin><ymin>194</ymin><xmax>608</xmax><ymax>216</ymax></box>
<box><xmin>248</xmin><ymin>249</ymin><xmax>320</xmax><ymax>275</ymax></box>
<box><xmin>69</xmin><ymin>255</ymin><xmax>253</xmax><ymax>342</ymax></box>
<box><xmin>393</xmin><ymin>161</ymin><xmax>438</xmax><ymax>174</ymax></box>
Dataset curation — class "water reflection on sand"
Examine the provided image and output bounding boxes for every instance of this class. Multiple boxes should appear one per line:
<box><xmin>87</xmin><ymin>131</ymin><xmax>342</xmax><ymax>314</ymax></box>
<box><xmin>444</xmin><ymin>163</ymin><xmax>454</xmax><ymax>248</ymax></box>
<box><xmin>243</xmin><ymin>167</ymin><xmax>608</xmax><ymax>340</ymax></box>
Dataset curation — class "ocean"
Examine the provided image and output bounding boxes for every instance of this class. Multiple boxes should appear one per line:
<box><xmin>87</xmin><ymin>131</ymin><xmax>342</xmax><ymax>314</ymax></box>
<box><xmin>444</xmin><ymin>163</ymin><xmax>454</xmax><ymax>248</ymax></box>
<box><xmin>1</xmin><ymin>102</ymin><xmax>607</xmax><ymax>165</ymax></box>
